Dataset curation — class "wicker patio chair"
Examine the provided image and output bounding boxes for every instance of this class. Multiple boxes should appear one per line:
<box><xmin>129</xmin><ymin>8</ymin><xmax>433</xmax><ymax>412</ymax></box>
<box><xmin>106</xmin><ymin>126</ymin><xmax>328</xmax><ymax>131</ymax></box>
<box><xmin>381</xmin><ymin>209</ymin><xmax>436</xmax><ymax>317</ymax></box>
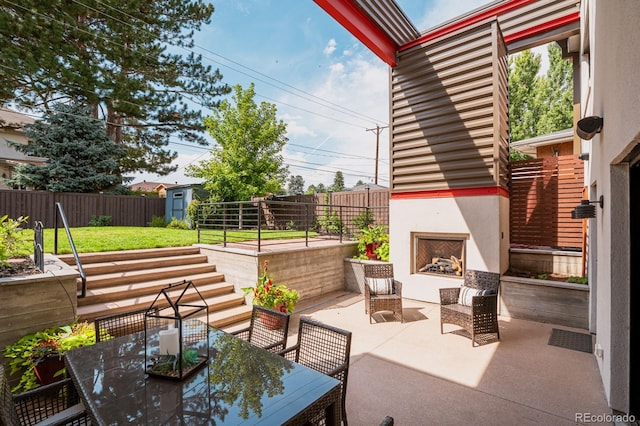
<box><xmin>1</xmin><ymin>365</ymin><xmax>90</xmax><ymax>426</ymax></box>
<box><xmin>363</xmin><ymin>263</ymin><xmax>403</xmax><ymax>323</ymax></box>
<box><xmin>230</xmin><ymin>305</ymin><xmax>290</xmax><ymax>353</ymax></box>
<box><xmin>94</xmin><ymin>306</ymin><xmax>159</xmax><ymax>342</ymax></box>
<box><xmin>380</xmin><ymin>416</ymin><xmax>395</xmax><ymax>426</ymax></box>
<box><xmin>279</xmin><ymin>317</ymin><xmax>352</xmax><ymax>425</ymax></box>
<box><xmin>439</xmin><ymin>269</ymin><xmax>500</xmax><ymax>346</ymax></box>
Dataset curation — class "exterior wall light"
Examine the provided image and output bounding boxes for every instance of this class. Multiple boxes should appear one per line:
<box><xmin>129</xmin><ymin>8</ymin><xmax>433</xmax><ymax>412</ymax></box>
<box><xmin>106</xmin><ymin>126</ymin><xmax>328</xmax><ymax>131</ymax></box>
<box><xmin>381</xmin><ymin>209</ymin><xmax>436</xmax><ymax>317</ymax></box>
<box><xmin>576</xmin><ymin>116</ymin><xmax>603</xmax><ymax>140</ymax></box>
<box><xmin>571</xmin><ymin>196</ymin><xmax>604</xmax><ymax>219</ymax></box>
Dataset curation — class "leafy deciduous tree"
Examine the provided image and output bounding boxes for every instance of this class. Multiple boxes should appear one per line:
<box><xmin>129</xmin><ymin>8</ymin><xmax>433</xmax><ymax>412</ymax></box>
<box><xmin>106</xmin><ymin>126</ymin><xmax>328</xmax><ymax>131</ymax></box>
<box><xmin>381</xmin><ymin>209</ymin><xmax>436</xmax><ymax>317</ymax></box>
<box><xmin>537</xmin><ymin>43</ymin><xmax>574</xmax><ymax>135</ymax></box>
<box><xmin>508</xmin><ymin>43</ymin><xmax>574</xmax><ymax>160</ymax></box>
<box><xmin>508</xmin><ymin>49</ymin><xmax>543</xmax><ymax>142</ymax></box>
<box><xmin>186</xmin><ymin>84</ymin><xmax>288</xmax><ymax>202</ymax></box>
<box><xmin>6</xmin><ymin>103</ymin><xmax>125</xmax><ymax>192</ymax></box>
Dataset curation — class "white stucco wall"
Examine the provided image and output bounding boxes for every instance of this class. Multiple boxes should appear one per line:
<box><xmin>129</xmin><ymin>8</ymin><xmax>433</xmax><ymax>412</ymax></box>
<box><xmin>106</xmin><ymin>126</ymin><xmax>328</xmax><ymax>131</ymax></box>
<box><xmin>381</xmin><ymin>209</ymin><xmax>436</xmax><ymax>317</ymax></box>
<box><xmin>389</xmin><ymin>194</ymin><xmax>508</xmax><ymax>302</ymax></box>
<box><xmin>581</xmin><ymin>0</ymin><xmax>640</xmax><ymax>411</ymax></box>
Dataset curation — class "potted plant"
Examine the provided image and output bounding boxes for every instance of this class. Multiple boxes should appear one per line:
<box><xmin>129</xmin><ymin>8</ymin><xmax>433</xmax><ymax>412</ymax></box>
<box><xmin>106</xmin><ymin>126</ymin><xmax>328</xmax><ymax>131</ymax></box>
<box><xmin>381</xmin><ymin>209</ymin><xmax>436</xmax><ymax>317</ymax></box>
<box><xmin>242</xmin><ymin>260</ymin><xmax>299</xmax><ymax>327</ymax></box>
<box><xmin>3</xmin><ymin>321</ymin><xmax>96</xmax><ymax>392</ymax></box>
<box><xmin>355</xmin><ymin>224</ymin><xmax>390</xmax><ymax>261</ymax></box>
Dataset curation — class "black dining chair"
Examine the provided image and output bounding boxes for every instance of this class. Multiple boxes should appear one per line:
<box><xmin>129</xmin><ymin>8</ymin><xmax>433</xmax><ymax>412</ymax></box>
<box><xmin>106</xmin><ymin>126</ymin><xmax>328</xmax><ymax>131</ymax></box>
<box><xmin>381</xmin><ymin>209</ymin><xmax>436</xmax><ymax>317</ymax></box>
<box><xmin>94</xmin><ymin>306</ymin><xmax>159</xmax><ymax>342</ymax></box>
<box><xmin>279</xmin><ymin>317</ymin><xmax>352</xmax><ymax>425</ymax></box>
<box><xmin>1</xmin><ymin>364</ymin><xmax>90</xmax><ymax>426</ymax></box>
<box><xmin>231</xmin><ymin>305</ymin><xmax>290</xmax><ymax>353</ymax></box>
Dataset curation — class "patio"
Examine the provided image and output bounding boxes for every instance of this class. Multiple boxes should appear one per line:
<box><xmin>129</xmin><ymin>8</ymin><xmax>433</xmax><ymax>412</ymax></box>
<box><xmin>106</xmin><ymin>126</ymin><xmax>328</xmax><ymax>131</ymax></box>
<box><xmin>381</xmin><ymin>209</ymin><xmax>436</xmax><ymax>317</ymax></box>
<box><xmin>263</xmin><ymin>290</ymin><xmax>611</xmax><ymax>425</ymax></box>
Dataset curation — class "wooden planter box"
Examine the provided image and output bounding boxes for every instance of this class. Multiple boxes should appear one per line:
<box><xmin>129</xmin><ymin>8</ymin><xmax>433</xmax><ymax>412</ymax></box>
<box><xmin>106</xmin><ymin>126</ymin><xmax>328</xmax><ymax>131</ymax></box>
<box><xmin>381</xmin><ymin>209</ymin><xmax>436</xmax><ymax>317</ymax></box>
<box><xmin>344</xmin><ymin>258</ymin><xmax>391</xmax><ymax>294</ymax></box>
<box><xmin>499</xmin><ymin>275</ymin><xmax>589</xmax><ymax>329</ymax></box>
<box><xmin>0</xmin><ymin>255</ymin><xmax>79</xmax><ymax>353</ymax></box>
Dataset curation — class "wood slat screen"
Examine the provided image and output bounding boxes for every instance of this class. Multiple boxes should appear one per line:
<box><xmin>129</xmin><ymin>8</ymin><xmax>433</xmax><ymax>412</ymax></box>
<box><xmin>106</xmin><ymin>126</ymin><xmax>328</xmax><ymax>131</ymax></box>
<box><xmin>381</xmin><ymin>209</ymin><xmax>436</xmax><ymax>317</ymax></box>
<box><xmin>509</xmin><ymin>155</ymin><xmax>584</xmax><ymax>249</ymax></box>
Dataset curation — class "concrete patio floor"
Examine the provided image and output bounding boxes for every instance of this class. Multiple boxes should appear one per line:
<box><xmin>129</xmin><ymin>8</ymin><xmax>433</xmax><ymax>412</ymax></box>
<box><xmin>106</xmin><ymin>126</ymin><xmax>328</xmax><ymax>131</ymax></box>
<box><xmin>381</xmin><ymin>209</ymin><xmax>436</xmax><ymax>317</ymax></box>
<box><xmin>280</xmin><ymin>291</ymin><xmax>611</xmax><ymax>425</ymax></box>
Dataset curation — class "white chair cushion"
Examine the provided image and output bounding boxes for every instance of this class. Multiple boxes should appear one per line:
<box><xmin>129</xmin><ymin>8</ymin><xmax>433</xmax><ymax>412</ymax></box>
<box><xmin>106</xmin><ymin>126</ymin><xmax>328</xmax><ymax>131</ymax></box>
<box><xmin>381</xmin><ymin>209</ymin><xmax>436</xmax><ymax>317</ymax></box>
<box><xmin>366</xmin><ymin>277</ymin><xmax>393</xmax><ymax>295</ymax></box>
<box><xmin>458</xmin><ymin>285</ymin><xmax>495</xmax><ymax>306</ymax></box>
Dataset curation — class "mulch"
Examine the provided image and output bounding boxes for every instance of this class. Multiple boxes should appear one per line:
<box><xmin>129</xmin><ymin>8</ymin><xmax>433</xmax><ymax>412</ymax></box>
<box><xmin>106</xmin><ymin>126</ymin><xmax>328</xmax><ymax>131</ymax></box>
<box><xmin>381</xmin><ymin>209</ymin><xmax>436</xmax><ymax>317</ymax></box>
<box><xmin>0</xmin><ymin>257</ymin><xmax>42</xmax><ymax>278</ymax></box>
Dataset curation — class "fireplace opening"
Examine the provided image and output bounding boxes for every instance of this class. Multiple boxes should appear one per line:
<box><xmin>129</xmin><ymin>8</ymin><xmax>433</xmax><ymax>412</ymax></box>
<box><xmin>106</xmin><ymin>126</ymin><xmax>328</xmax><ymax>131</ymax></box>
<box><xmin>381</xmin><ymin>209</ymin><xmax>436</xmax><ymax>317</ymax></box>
<box><xmin>414</xmin><ymin>234</ymin><xmax>466</xmax><ymax>277</ymax></box>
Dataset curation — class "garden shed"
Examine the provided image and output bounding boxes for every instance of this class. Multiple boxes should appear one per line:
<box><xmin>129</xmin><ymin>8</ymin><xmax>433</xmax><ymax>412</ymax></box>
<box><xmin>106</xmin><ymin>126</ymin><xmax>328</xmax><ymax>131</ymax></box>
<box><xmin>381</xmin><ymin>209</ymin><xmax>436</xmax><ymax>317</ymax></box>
<box><xmin>165</xmin><ymin>184</ymin><xmax>208</xmax><ymax>225</ymax></box>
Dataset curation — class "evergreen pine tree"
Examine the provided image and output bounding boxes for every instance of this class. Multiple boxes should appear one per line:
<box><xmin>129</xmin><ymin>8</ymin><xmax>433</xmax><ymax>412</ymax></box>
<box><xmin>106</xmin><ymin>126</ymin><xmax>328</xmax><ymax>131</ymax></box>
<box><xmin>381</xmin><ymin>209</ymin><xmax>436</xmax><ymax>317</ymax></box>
<box><xmin>6</xmin><ymin>103</ymin><xmax>125</xmax><ymax>192</ymax></box>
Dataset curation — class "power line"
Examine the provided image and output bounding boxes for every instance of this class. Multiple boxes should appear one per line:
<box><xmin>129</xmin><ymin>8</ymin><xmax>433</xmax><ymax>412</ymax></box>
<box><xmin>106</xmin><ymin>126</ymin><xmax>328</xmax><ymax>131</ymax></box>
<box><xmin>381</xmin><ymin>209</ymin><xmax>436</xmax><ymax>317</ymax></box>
<box><xmin>70</xmin><ymin>0</ymin><xmax>388</xmax><ymax>127</ymax></box>
<box><xmin>2</xmin><ymin>0</ymin><xmax>377</xmax><ymax>131</ymax></box>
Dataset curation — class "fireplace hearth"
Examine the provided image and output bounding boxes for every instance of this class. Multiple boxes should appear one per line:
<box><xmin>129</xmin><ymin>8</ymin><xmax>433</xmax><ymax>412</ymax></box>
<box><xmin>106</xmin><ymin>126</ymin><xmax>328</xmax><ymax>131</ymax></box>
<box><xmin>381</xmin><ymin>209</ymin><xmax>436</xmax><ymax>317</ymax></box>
<box><xmin>414</xmin><ymin>234</ymin><xmax>466</xmax><ymax>277</ymax></box>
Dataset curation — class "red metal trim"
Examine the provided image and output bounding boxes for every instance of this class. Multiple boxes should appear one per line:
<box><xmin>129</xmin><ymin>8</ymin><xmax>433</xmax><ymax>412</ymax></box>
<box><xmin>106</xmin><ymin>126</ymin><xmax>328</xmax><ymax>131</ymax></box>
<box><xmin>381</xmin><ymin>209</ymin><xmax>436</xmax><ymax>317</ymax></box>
<box><xmin>313</xmin><ymin>0</ymin><xmax>397</xmax><ymax>66</ymax></box>
<box><xmin>503</xmin><ymin>11</ymin><xmax>580</xmax><ymax>44</ymax></box>
<box><xmin>391</xmin><ymin>186</ymin><xmax>510</xmax><ymax>199</ymax></box>
<box><xmin>399</xmin><ymin>0</ymin><xmax>536</xmax><ymax>51</ymax></box>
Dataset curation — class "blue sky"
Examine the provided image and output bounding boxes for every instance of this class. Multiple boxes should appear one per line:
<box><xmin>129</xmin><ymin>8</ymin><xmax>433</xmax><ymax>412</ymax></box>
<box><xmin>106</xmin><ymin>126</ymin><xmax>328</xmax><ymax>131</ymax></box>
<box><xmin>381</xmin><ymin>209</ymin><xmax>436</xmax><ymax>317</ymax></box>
<box><xmin>132</xmin><ymin>0</ymin><xmax>490</xmax><ymax>189</ymax></box>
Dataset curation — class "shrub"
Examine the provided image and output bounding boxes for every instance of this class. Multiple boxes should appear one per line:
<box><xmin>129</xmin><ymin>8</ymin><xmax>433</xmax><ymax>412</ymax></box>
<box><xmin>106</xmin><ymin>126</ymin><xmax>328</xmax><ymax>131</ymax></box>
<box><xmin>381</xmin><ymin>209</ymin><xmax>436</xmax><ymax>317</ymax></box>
<box><xmin>89</xmin><ymin>215</ymin><xmax>112</xmax><ymax>226</ymax></box>
<box><xmin>0</xmin><ymin>215</ymin><xmax>31</xmax><ymax>265</ymax></box>
<box><xmin>352</xmin><ymin>209</ymin><xmax>374</xmax><ymax>231</ymax></box>
<box><xmin>186</xmin><ymin>199</ymin><xmax>200</xmax><ymax>227</ymax></box>
<box><xmin>166</xmin><ymin>217</ymin><xmax>189</xmax><ymax>229</ymax></box>
<box><xmin>318</xmin><ymin>210</ymin><xmax>343</xmax><ymax>234</ymax></box>
<box><xmin>149</xmin><ymin>215</ymin><xmax>167</xmax><ymax>227</ymax></box>
<box><xmin>567</xmin><ymin>276</ymin><xmax>588</xmax><ymax>284</ymax></box>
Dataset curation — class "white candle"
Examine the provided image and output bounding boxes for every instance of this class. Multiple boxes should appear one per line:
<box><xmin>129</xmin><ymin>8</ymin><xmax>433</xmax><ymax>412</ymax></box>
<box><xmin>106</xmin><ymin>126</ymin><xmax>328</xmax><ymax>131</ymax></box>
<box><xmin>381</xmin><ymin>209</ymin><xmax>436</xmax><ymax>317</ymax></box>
<box><xmin>159</xmin><ymin>328</ymin><xmax>179</xmax><ymax>355</ymax></box>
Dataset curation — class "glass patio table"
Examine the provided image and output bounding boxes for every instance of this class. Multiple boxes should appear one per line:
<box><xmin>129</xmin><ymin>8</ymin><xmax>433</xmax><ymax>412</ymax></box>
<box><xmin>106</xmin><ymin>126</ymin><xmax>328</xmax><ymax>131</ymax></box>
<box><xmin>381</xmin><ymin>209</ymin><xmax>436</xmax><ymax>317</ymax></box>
<box><xmin>64</xmin><ymin>326</ymin><xmax>341</xmax><ymax>425</ymax></box>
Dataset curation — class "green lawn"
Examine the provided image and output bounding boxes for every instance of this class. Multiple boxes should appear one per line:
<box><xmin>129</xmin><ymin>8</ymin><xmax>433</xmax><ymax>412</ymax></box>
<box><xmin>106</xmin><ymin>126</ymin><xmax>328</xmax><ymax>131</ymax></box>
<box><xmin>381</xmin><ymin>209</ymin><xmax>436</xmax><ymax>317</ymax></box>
<box><xmin>20</xmin><ymin>227</ymin><xmax>315</xmax><ymax>254</ymax></box>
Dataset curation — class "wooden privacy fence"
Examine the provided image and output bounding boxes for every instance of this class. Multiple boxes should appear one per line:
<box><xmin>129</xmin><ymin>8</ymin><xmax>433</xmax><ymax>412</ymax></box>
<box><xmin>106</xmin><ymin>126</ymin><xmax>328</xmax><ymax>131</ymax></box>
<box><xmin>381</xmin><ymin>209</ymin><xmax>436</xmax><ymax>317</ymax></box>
<box><xmin>272</xmin><ymin>188</ymin><xmax>390</xmax><ymax>209</ymax></box>
<box><xmin>509</xmin><ymin>155</ymin><xmax>585</xmax><ymax>249</ymax></box>
<box><xmin>0</xmin><ymin>190</ymin><xmax>165</xmax><ymax>227</ymax></box>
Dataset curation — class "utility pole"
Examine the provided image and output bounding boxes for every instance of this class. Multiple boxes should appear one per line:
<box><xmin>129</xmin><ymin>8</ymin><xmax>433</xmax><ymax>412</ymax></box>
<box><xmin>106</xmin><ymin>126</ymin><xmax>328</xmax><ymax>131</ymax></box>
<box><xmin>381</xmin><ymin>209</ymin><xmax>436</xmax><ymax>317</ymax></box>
<box><xmin>366</xmin><ymin>124</ymin><xmax>388</xmax><ymax>184</ymax></box>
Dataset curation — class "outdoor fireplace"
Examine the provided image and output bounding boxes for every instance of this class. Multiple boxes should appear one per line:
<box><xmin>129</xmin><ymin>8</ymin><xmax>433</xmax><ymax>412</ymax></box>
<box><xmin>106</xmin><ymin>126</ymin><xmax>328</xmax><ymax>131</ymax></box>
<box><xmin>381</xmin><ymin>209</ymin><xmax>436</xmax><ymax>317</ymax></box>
<box><xmin>413</xmin><ymin>234</ymin><xmax>466</xmax><ymax>277</ymax></box>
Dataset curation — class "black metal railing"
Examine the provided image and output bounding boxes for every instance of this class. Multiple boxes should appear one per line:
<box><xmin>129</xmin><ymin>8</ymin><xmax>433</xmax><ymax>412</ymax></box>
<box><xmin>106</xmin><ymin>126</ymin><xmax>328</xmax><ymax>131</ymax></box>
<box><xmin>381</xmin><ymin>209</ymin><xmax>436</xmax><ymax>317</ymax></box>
<box><xmin>54</xmin><ymin>202</ymin><xmax>87</xmax><ymax>297</ymax></box>
<box><xmin>33</xmin><ymin>221</ymin><xmax>44</xmax><ymax>272</ymax></box>
<box><xmin>196</xmin><ymin>200</ymin><xmax>388</xmax><ymax>251</ymax></box>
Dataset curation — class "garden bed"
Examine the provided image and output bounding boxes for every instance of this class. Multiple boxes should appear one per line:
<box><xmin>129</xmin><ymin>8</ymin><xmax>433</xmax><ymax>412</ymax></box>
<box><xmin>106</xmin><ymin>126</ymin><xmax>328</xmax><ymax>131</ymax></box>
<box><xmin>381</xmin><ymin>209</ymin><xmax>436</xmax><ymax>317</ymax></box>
<box><xmin>499</xmin><ymin>274</ymin><xmax>589</xmax><ymax>329</ymax></box>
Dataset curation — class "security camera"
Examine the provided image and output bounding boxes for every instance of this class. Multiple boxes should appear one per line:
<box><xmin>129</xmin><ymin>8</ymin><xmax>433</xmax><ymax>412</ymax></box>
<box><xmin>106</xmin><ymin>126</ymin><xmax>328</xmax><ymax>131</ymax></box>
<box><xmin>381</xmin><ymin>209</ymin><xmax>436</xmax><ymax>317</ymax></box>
<box><xmin>576</xmin><ymin>116</ymin><xmax>603</xmax><ymax>140</ymax></box>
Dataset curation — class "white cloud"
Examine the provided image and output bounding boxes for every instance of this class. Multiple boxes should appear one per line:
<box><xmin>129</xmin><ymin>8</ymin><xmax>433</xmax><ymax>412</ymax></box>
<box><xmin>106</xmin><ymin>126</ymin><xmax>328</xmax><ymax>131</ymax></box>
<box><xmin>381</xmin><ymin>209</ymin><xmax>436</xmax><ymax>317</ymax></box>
<box><xmin>323</xmin><ymin>38</ymin><xmax>337</xmax><ymax>56</ymax></box>
<box><xmin>328</xmin><ymin>62</ymin><xmax>344</xmax><ymax>73</ymax></box>
<box><xmin>275</xmin><ymin>51</ymin><xmax>390</xmax><ymax>189</ymax></box>
<box><xmin>129</xmin><ymin>151</ymin><xmax>210</xmax><ymax>186</ymax></box>
<box><xmin>284</xmin><ymin>119</ymin><xmax>317</xmax><ymax>138</ymax></box>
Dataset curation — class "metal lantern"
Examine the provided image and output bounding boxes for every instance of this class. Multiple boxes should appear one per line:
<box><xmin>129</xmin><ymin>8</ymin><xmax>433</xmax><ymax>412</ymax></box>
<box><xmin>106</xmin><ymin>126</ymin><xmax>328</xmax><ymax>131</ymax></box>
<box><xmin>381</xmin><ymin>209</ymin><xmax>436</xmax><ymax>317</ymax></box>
<box><xmin>145</xmin><ymin>280</ymin><xmax>209</xmax><ymax>380</ymax></box>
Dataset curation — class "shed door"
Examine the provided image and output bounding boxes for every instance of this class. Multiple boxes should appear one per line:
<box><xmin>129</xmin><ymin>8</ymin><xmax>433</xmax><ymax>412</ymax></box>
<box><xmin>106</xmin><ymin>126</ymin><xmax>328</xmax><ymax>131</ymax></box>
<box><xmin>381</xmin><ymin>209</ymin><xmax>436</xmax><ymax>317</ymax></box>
<box><xmin>171</xmin><ymin>192</ymin><xmax>186</xmax><ymax>220</ymax></box>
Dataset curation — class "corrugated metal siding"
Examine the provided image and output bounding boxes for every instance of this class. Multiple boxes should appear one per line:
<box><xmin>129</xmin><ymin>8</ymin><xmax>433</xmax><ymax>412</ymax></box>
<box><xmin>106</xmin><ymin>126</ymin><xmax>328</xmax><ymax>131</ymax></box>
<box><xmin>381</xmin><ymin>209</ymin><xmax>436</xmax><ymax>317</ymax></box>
<box><xmin>391</xmin><ymin>20</ymin><xmax>508</xmax><ymax>193</ymax></box>
<box><xmin>353</xmin><ymin>0</ymin><xmax>419</xmax><ymax>46</ymax></box>
<box><xmin>495</xmin><ymin>27</ymin><xmax>510</xmax><ymax>188</ymax></box>
<box><xmin>499</xmin><ymin>0</ymin><xmax>580</xmax><ymax>41</ymax></box>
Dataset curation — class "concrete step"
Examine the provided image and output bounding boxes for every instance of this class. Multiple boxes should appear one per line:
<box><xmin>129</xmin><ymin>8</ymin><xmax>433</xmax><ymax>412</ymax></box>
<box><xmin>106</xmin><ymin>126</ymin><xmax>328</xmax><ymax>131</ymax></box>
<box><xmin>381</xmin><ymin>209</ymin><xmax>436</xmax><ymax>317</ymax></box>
<box><xmin>57</xmin><ymin>246</ymin><xmax>202</xmax><ymax>265</ymax></box>
<box><xmin>78</xmin><ymin>274</ymin><xmax>229</xmax><ymax>306</ymax></box>
<box><xmin>78</xmin><ymin>291</ymin><xmax>247</xmax><ymax>324</ymax></box>
<box><xmin>78</xmin><ymin>254</ymin><xmax>209</xmax><ymax>276</ymax></box>
<box><xmin>209</xmin><ymin>304</ymin><xmax>253</xmax><ymax>329</ymax></box>
<box><xmin>78</xmin><ymin>263</ymin><xmax>217</xmax><ymax>290</ymax></box>
<box><xmin>66</xmin><ymin>246</ymin><xmax>251</xmax><ymax>328</ymax></box>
